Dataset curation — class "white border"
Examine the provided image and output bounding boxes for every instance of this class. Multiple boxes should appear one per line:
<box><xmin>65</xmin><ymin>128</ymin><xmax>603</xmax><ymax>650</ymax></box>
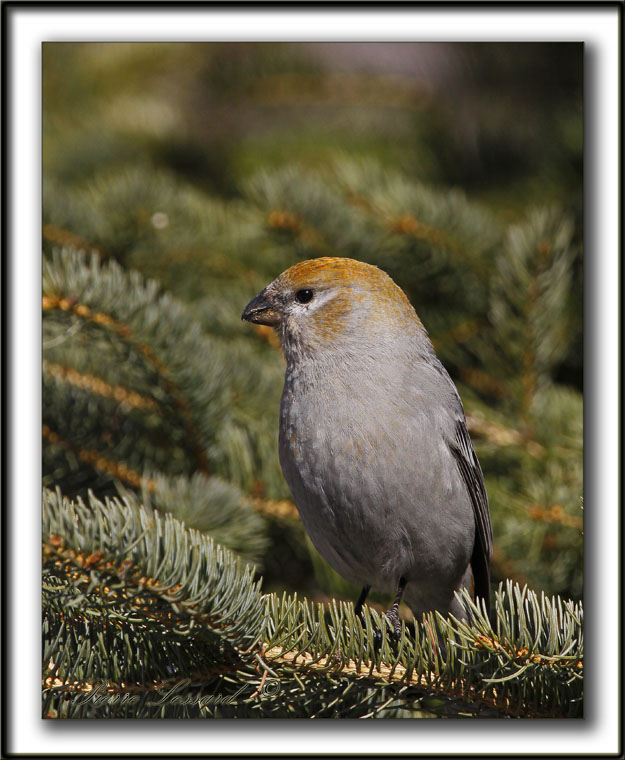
<box><xmin>7</xmin><ymin>6</ymin><xmax>620</xmax><ymax>756</ymax></box>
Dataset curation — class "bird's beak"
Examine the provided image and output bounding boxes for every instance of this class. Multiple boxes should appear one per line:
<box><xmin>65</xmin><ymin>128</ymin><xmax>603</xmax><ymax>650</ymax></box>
<box><xmin>241</xmin><ymin>289</ymin><xmax>280</xmax><ymax>326</ymax></box>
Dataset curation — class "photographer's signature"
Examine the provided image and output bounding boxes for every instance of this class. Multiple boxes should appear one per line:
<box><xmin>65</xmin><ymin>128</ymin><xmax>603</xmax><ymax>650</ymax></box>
<box><xmin>74</xmin><ymin>678</ymin><xmax>281</xmax><ymax>708</ymax></box>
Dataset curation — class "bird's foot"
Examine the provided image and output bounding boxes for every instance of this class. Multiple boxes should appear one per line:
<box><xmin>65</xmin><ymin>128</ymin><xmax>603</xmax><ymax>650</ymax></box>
<box><xmin>355</xmin><ymin>608</ymin><xmax>385</xmax><ymax>650</ymax></box>
<box><xmin>384</xmin><ymin>607</ymin><xmax>403</xmax><ymax>642</ymax></box>
<box><xmin>363</xmin><ymin>609</ymin><xmax>402</xmax><ymax>651</ymax></box>
<box><xmin>354</xmin><ymin>580</ymin><xmax>405</xmax><ymax>649</ymax></box>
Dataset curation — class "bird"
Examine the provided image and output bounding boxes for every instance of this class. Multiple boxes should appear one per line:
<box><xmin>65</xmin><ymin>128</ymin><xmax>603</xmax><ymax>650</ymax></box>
<box><xmin>242</xmin><ymin>257</ymin><xmax>492</xmax><ymax>635</ymax></box>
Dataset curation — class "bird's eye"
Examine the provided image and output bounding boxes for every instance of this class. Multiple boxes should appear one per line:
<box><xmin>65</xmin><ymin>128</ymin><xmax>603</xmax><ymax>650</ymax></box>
<box><xmin>295</xmin><ymin>289</ymin><xmax>314</xmax><ymax>304</ymax></box>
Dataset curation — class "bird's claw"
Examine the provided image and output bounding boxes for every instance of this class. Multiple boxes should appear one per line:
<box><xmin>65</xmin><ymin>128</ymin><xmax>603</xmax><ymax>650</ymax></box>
<box><xmin>360</xmin><ymin>610</ymin><xmax>402</xmax><ymax>651</ymax></box>
<box><xmin>384</xmin><ymin>608</ymin><xmax>403</xmax><ymax>642</ymax></box>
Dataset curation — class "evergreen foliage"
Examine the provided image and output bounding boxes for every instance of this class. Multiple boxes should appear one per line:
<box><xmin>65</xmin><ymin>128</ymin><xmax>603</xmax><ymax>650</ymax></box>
<box><xmin>42</xmin><ymin>42</ymin><xmax>583</xmax><ymax>718</ymax></box>
<box><xmin>43</xmin><ymin>489</ymin><xmax>582</xmax><ymax>719</ymax></box>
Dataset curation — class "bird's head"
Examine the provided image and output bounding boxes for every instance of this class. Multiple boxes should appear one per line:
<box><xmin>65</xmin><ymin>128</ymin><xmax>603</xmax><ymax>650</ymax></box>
<box><xmin>242</xmin><ymin>257</ymin><xmax>424</xmax><ymax>362</ymax></box>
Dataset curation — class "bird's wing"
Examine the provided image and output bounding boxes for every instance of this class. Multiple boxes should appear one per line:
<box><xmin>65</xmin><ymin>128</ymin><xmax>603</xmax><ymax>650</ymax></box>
<box><xmin>413</xmin><ymin>351</ymin><xmax>493</xmax><ymax>612</ymax></box>
<box><xmin>450</xmin><ymin>418</ymin><xmax>493</xmax><ymax>613</ymax></box>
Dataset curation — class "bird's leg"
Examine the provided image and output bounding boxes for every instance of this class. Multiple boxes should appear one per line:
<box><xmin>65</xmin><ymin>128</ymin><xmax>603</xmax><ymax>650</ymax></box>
<box><xmin>354</xmin><ymin>584</ymin><xmax>371</xmax><ymax>622</ymax></box>
<box><xmin>354</xmin><ymin>584</ymin><xmax>384</xmax><ymax>648</ymax></box>
<box><xmin>384</xmin><ymin>576</ymin><xmax>407</xmax><ymax>641</ymax></box>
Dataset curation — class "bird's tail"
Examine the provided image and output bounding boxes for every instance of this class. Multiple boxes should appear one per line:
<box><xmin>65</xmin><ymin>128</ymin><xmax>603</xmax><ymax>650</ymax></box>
<box><xmin>470</xmin><ymin>543</ymin><xmax>491</xmax><ymax>618</ymax></box>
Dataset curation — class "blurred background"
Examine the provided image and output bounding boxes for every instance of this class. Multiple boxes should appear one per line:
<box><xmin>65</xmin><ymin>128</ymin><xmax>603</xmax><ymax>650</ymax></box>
<box><xmin>42</xmin><ymin>42</ymin><xmax>583</xmax><ymax>610</ymax></box>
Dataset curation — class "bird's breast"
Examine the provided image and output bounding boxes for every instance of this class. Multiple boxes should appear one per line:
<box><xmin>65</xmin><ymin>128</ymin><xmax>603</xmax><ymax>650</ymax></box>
<box><xmin>278</xmin><ymin>363</ymin><xmax>422</xmax><ymax>586</ymax></box>
<box><xmin>277</xmin><ymin>354</ymin><xmax>475</xmax><ymax>590</ymax></box>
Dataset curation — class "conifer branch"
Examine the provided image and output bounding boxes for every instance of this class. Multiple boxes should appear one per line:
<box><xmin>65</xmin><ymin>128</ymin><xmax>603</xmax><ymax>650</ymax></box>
<box><xmin>43</xmin><ymin>489</ymin><xmax>583</xmax><ymax>719</ymax></box>
<box><xmin>43</xmin><ymin>286</ymin><xmax>209</xmax><ymax>472</ymax></box>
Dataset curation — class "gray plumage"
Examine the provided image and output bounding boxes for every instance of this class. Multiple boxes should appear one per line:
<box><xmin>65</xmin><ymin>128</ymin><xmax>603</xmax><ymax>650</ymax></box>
<box><xmin>242</xmin><ymin>257</ymin><xmax>492</xmax><ymax>621</ymax></box>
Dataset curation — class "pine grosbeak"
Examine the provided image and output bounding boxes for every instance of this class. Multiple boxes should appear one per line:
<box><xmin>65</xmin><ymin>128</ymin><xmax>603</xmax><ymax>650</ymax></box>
<box><xmin>242</xmin><ymin>257</ymin><xmax>492</xmax><ymax>633</ymax></box>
